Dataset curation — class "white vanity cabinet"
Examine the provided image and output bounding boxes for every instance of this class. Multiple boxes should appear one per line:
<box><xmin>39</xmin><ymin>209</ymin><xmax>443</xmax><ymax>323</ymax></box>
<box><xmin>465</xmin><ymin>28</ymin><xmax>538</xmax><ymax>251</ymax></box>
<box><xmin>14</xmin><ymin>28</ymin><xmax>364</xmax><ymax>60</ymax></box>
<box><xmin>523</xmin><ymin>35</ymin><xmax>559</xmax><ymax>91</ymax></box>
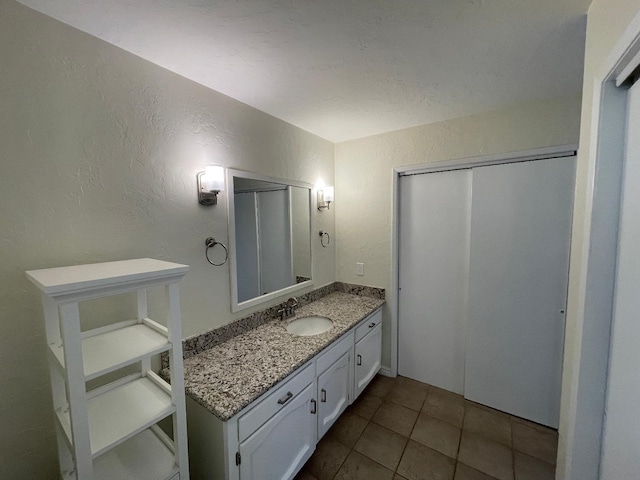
<box><xmin>353</xmin><ymin>309</ymin><xmax>382</xmax><ymax>400</ymax></box>
<box><xmin>26</xmin><ymin>258</ymin><xmax>190</xmax><ymax>480</ymax></box>
<box><xmin>315</xmin><ymin>331</ymin><xmax>353</xmax><ymax>440</ymax></box>
<box><xmin>239</xmin><ymin>382</ymin><xmax>316</xmax><ymax>479</ymax></box>
<box><xmin>186</xmin><ymin>307</ymin><xmax>382</xmax><ymax>480</ymax></box>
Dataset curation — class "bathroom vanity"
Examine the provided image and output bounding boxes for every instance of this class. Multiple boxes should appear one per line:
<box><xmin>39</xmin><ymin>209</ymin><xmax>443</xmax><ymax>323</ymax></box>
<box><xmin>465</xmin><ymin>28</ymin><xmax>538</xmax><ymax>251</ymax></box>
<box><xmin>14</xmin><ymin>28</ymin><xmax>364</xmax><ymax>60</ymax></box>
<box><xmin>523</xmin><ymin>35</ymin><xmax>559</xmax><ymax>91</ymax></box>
<box><xmin>183</xmin><ymin>292</ymin><xmax>383</xmax><ymax>480</ymax></box>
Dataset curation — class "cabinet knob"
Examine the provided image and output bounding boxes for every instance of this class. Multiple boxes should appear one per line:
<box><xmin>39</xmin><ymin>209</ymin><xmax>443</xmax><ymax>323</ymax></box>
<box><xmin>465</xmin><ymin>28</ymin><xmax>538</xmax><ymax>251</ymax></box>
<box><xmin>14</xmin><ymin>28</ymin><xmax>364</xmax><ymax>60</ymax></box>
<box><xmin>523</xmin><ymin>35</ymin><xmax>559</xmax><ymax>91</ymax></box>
<box><xmin>357</xmin><ymin>354</ymin><xmax>362</xmax><ymax>366</ymax></box>
<box><xmin>311</xmin><ymin>399</ymin><xmax>317</xmax><ymax>414</ymax></box>
<box><xmin>369</xmin><ymin>322</ymin><xmax>376</xmax><ymax>328</ymax></box>
<box><xmin>321</xmin><ymin>389</ymin><xmax>327</xmax><ymax>403</ymax></box>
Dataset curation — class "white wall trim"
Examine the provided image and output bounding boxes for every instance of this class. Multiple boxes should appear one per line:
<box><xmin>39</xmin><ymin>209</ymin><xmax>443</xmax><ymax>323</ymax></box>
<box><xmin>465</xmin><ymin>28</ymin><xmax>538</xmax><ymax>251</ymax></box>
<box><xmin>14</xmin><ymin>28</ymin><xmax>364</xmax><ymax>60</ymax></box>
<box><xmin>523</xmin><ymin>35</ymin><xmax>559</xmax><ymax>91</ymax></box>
<box><xmin>560</xmin><ymin>8</ymin><xmax>640</xmax><ymax>480</ymax></box>
<box><xmin>395</xmin><ymin>144</ymin><xmax>577</xmax><ymax>176</ymax></box>
<box><xmin>390</xmin><ymin>144</ymin><xmax>577</xmax><ymax>385</ymax></box>
<box><xmin>389</xmin><ymin>167</ymin><xmax>400</xmax><ymax>377</ymax></box>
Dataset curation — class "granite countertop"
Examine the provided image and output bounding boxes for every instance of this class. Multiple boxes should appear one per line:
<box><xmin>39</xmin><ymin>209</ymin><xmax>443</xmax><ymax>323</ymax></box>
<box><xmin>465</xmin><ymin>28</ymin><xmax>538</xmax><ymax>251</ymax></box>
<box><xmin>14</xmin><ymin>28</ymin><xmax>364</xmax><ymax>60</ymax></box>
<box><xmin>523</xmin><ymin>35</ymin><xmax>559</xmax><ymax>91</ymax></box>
<box><xmin>182</xmin><ymin>292</ymin><xmax>384</xmax><ymax>421</ymax></box>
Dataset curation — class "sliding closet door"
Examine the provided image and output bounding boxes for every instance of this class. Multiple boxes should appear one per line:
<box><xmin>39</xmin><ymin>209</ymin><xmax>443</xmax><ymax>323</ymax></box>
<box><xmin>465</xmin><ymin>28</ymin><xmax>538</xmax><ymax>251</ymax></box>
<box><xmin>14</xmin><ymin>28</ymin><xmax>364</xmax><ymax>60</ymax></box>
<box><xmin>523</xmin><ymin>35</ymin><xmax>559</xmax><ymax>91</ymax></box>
<box><xmin>465</xmin><ymin>157</ymin><xmax>575</xmax><ymax>427</ymax></box>
<box><xmin>235</xmin><ymin>192</ymin><xmax>260</xmax><ymax>302</ymax></box>
<box><xmin>398</xmin><ymin>169</ymin><xmax>471</xmax><ymax>394</ymax></box>
<box><xmin>257</xmin><ymin>189</ymin><xmax>293</xmax><ymax>295</ymax></box>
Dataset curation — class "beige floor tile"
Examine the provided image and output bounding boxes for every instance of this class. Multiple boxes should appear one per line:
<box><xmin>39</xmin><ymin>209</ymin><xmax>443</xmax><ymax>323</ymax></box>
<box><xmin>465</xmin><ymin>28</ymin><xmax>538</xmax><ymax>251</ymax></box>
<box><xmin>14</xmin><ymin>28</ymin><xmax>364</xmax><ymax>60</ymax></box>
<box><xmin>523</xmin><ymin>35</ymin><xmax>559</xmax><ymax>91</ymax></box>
<box><xmin>327</xmin><ymin>410</ymin><xmax>369</xmax><ymax>447</ymax></box>
<box><xmin>510</xmin><ymin>415</ymin><xmax>557</xmax><ymax>436</ymax></box>
<box><xmin>366</xmin><ymin>375</ymin><xmax>397</xmax><ymax>398</ymax></box>
<box><xmin>295</xmin><ymin>470</ymin><xmax>319</xmax><ymax>480</ymax></box>
<box><xmin>512</xmin><ymin>422</ymin><xmax>558</xmax><ymax>465</ymax></box>
<box><xmin>464</xmin><ymin>401</ymin><xmax>511</xmax><ymax>423</ymax></box>
<box><xmin>372</xmin><ymin>402</ymin><xmax>419</xmax><ymax>437</ymax></box>
<box><xmin>386</xmin><ymin>378</ymin><xmax>429</xmax><ymax>411</ymax></box>
<box><xmin>422</xmin><ymin>387</ymin><xmax>465</xmax><ymax>428</ymax></box>
<box><xmin>397</xmin><ymin>440</ymin><xmax>456</xmax><ymax>480</ymax></box>
<box><xmin>396</xmin><ymin>375</ymin><xmax>432</xmax><ymax>392</ymax></box>
<box><xmin>454</xmin><ymin>463</ymin><xmax>499</xmax><ymax>480</ymax></box>
<box><xmin>354</xmin><ymin>422</ymin><xmax>408</xmax><ymax>471</ymax></box>
<box><xmin>463</xmin><ymin>405</ymin><xmax>511</xmax><ymax>447</ymax></box>
<box><xmin>411</xmin><ymin>413</ymin><xmax>461</xmax><ymax>458</ymax></box>
<box><xmin>458</xmin><ymin>432</ymin><xmax>513</xmax><ymax>480</ymax></box>
<box><xmin>350</xmin><ymin>392</ymin><xmax>384</xmax><ymax>419</ymax></box>
<box><xmin>334</xmin><ymin>451</ymin><xmax>395</xmax><ymax>480</ymax></box>
<box><xmin>394</xmin><ymin>476</ymin><xmax>410</xmax><ymax>480</ymax></box>
<box><xmin>306</xmin><ymin>436</ymin><xmax>351</xmax><ymax>480</ymax></box>
<box><xmin>513</xmin><ymin>452</ymin><xmax>555</xmax><ymax>480</ymax></box>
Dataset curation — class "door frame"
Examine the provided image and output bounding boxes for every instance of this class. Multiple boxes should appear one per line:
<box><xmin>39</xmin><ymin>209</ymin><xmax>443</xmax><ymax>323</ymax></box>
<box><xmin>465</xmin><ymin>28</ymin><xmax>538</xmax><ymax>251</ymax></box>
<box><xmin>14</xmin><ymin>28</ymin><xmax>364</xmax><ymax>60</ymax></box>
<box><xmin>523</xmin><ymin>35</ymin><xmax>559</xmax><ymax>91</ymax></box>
<box><xmin>559</xmin><ymin>10</ymin><xmax>640</xmax><ymax>480</ymax></box>
<box><xmin>389</xmin><ymin>144</ymin><xmax>577</xmax><ymax>378</ymax></box>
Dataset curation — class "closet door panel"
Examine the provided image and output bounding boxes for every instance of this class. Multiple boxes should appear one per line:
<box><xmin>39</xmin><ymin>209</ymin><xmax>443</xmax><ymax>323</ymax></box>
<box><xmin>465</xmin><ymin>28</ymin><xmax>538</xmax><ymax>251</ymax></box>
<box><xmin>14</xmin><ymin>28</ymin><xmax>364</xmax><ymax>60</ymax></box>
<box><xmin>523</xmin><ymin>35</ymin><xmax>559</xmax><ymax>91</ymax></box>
<box><xmin>257</xmin><ymin>189</ymin><xmax>293</xmax><ymax>295</ymax></box>
<box><xmin>398</xmin><ymin>169</ymin><xmax>471</xmax><ymax>394</ymax></box>
<box><xmin>235</xmin><ymin>192</ymin><xmax>260</xmax><ymax>302</ymax></box>
<box><xmin>465</xmin><ymin>157</ymin><xmax>575</xmax><ymax>427</ymax></box>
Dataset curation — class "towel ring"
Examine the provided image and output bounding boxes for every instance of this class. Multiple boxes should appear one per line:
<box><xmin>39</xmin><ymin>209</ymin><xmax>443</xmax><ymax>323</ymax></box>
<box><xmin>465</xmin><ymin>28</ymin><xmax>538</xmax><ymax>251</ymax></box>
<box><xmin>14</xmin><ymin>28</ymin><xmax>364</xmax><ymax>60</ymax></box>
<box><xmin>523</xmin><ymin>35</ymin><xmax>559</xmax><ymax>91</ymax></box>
<box><xmin>205</xmin><ymin>237</ymin><xmax>229</xmax><ymax>266</ymax></box>
<box><xmin>319</xmin><ymin>231</ymin><xmax>331</xmax><ymax>248</ymax></box>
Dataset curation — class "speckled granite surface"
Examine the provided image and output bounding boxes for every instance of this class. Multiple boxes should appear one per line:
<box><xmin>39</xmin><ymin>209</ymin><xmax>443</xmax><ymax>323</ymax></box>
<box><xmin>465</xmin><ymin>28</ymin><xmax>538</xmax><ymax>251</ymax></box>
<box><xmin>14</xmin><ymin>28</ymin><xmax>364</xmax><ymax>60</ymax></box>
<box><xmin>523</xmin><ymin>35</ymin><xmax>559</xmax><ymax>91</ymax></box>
<box><xmin>173</xmin><ymin>281</ymin><xmax>384</xmax><ymax>364</ymax></box>
<box><xmin>335</xmin><ymin>282</ymin><xmax>385</xmax><ymax>300</ymax></box>
<box><xmin>182</xmin><ymin>292</ymin><xmax>384</xmax><ymax>421</ymax></box>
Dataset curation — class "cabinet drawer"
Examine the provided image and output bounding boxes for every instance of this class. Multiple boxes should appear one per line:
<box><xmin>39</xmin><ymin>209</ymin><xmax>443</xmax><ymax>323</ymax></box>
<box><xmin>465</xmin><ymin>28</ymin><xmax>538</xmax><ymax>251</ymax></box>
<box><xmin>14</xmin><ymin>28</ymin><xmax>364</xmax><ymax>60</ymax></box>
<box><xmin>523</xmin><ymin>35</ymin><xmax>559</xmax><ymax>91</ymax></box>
<box><xmin>238</xmin><ymin>362</ymin><xmax>314</xmax><ymax>442</ymax></box>
<box><xmin>355</xmin><ymin>309</ymin><xmax>382</xmax><ymax>343</ymax></box>
<box><xmin>316</xmin><ymin>330</ymin><xmax>354</xmax><ymax>374</ymax></box>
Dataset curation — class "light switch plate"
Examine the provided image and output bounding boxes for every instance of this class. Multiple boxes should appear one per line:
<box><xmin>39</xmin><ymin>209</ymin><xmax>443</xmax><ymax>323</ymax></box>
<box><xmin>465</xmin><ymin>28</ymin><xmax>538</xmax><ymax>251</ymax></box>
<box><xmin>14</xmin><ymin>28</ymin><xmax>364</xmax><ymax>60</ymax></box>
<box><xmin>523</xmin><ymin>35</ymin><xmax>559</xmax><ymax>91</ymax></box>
<box><xmin>356</xmin><ymin>263</ymin><xmax>364</xmax><ymax>276</ymax></box>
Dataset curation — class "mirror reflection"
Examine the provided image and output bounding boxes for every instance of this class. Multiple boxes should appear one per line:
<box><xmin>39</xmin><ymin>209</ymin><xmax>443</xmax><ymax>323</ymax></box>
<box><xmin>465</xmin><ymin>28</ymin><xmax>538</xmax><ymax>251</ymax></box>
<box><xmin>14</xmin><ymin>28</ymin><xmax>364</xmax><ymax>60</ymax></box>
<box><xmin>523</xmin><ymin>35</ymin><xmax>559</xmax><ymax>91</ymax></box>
<box><xmin>230</xmin><ymin>174</ymin><xmax>312</xmax><ymax>306</ymax></box>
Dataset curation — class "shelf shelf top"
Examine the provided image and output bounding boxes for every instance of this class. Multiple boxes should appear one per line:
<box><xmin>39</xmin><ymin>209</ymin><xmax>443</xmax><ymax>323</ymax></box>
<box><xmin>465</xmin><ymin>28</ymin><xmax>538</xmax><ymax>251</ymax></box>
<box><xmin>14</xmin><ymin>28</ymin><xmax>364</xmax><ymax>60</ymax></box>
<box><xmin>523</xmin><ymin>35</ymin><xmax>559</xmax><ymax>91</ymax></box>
<box><xmin>26</xmin><ymin>258</ymin><xmax>189</xmax><ymax>297</ymax></box>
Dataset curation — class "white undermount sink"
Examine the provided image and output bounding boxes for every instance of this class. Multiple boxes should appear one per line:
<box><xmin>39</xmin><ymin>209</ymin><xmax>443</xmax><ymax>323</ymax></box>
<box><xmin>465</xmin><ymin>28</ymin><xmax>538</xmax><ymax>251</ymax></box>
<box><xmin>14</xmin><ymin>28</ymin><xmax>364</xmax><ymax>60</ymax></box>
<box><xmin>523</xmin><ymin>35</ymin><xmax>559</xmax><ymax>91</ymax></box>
<box><xmin>286</xmin><ymin>316</ymin><xmax>333</xmax><ymax>336</ymax></box>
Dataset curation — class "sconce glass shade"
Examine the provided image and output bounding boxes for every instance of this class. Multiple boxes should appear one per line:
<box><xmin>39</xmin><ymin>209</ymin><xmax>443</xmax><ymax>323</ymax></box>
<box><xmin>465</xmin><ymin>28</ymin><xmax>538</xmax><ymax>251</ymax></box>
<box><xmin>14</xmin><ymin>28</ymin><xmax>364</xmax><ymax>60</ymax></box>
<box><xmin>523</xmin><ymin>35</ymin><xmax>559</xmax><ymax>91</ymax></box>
<box><xmin>323</xmin><ymin>186</ymin><xmax>334</xmax><ymax>202</ymax></box>
<box><xmin>198</xmin><ymin>165</ymin><xmax>225</xmax><ymax>206</ymax></box>
<box><xmin>203</xmin><ymin>165</ymin><xmax>225</xmax><ymax>192</ymax></box>
<box><xmin>317</xmin><ymin>185</ymin><xmax>334</xmax><ymax>211</ymax></box>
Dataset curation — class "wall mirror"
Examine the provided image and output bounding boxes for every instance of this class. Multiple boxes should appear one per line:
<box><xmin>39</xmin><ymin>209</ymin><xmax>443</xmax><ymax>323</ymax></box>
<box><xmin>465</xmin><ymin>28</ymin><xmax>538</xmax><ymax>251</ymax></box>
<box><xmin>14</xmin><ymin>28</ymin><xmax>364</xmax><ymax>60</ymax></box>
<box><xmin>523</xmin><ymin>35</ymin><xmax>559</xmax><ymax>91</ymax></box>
<box><xmin>226</xmin><ymin>169</ymin><xmax>313</xmax><ymax>312</ymax></box>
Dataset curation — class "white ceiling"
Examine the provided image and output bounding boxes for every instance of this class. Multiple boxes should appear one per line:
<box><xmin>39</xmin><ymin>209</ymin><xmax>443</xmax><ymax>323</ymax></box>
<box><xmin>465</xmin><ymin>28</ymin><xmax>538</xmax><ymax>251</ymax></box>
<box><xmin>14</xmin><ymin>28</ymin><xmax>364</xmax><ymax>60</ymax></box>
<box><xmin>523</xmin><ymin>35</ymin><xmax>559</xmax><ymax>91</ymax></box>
<box><xmin>18</xmin><ymin>0</ymin><xmax>591</xmax><ymax>142</ymax></box>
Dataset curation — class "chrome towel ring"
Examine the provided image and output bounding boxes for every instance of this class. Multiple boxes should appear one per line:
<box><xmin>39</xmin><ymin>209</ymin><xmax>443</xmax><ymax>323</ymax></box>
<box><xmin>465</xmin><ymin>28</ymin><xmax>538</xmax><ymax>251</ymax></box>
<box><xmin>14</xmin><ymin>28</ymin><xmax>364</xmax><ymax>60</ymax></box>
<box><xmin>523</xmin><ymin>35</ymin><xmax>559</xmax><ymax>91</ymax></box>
<box><xmin>319</xmin><ymin>231</ymin><xmax>331</xmax><ymax>248</ymax></box>
<box><xmin>205</xmin><ymin>237</ymin><xmax>229</xmax><ymax>266</ymax></box>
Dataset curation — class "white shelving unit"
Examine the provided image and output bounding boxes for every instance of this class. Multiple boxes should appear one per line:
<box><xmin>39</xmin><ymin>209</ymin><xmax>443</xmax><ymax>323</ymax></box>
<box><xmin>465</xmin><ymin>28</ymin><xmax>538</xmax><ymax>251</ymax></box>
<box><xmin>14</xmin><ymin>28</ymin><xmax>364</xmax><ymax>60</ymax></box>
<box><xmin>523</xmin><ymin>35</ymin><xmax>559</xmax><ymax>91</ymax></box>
<box><xmin>27</xmin><ymin>258</ymin><xmax>190</xmax><ymax>480</ymax></box>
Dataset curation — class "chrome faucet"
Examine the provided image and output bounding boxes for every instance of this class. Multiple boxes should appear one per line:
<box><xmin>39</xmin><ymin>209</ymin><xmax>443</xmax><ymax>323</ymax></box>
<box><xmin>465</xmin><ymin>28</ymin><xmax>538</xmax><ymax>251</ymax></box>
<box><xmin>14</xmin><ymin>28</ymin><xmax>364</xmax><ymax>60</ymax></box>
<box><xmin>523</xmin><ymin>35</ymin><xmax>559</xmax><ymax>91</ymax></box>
<box><xmin>279</xmin><ymin>297</ymin><xmax>298</xmax><ymax>320</ymax></box>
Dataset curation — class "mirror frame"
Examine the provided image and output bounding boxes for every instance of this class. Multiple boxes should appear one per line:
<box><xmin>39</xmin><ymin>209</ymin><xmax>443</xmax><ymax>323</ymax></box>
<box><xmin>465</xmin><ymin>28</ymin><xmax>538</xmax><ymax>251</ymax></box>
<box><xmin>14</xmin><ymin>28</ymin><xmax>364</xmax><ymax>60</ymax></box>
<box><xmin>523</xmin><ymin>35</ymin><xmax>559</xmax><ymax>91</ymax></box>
<box><xmin>226</xmin><ymin>168</ymin><xmax>314</xmax><ymax>313</ymax></box>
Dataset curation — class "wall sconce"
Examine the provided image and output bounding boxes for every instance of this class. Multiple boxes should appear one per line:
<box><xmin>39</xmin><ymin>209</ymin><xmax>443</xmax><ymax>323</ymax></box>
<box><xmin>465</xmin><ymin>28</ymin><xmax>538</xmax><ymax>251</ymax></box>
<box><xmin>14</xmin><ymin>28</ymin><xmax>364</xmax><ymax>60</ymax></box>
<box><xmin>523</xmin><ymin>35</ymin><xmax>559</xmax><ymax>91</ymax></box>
<box><xmin>317</xmin><ymin>185</ymin><xmax>334</xmax><ymax>211</ymax></box>
<box><xmin>197</xmin><ymin>165</ymin><xmax>225</xmax><ymax>206</ymax></box>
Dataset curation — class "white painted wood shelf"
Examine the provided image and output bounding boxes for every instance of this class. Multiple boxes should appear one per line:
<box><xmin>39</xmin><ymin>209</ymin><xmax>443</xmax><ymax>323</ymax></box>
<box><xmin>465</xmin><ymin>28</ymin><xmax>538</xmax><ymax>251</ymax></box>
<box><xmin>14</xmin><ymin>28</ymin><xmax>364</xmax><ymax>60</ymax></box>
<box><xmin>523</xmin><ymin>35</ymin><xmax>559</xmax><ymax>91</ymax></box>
<box><xmin>56</xmin><ymin>375</ymin><xmax>176</xmax><ymax>457</ymax></box>
<box><xmin>92</xmin><ymin>427</ymin><xmax>179</xmax><ymax>480</ymax></box>
<box><xmin>49</xmin><ymin>319</ymin><xmax>172</xmax><ymax>380</ymax></box>
<box><xmin>27</xmin><ymin>258</ymin><xmax>190</xmax><ymax>480</ymax></box>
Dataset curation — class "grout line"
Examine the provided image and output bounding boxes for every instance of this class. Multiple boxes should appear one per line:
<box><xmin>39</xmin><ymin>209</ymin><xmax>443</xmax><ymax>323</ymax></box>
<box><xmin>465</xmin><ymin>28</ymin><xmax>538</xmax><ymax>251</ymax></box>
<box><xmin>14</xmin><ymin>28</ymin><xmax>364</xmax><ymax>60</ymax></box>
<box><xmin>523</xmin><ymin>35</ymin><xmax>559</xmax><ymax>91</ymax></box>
<box><xmin>452</xmin><ymin>398</ymin><xmax>468</xmax><ymax>478</ymax></box>
<box><xmin>511</xmin><ymin>414</ymin><xmax>516</xmax><ymax>480</ymax></box>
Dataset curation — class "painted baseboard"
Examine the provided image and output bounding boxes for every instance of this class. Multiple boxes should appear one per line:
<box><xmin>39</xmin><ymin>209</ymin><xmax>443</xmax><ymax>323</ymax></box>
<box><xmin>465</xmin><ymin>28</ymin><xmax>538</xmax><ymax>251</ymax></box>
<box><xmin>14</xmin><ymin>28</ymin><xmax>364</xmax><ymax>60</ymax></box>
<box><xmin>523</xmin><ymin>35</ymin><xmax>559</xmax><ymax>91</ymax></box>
<box><xmin>378</xmin><ymin>366</ymin><xmax>394</xmax><ymax>377</ymax></box>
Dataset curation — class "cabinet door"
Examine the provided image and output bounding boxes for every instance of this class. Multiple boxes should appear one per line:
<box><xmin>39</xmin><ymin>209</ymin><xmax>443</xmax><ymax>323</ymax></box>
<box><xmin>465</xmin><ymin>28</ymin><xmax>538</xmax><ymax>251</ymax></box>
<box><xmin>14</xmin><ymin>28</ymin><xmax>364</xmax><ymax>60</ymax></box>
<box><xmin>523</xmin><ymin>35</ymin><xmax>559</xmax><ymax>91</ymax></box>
<box><xmin>317</xmin><ymin>351</ymin><xmax>350</xmax><ymax>440</ymax></box>
<box><xmin>354</xmin><ymin>323</ymin><xmax>382</xmax><ymax>399</ymax></box>
<box><xmin>239</xmin><ymin>383</ymin><xmax>316</xmax><ymax>480</ymax></box>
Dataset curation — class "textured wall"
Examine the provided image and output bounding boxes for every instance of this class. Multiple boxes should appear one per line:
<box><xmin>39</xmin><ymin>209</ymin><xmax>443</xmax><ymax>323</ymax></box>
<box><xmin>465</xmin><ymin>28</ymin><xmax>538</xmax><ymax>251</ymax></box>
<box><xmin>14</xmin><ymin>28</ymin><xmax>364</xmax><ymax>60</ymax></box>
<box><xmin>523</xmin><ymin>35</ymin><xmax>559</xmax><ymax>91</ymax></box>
<box><xmin>0</xmin><ymin>2</ymin><xmax>334</xmax><ymax>477</ymax></box>
<box><xmin>334</xmin><ymin>96</ymin><xmax>582</xmax><ymax>369</ymax></box>
<box><xmin>558</xmin><ymin>1</ymin><xmax>640</xmax><ymax>478</ymax></box>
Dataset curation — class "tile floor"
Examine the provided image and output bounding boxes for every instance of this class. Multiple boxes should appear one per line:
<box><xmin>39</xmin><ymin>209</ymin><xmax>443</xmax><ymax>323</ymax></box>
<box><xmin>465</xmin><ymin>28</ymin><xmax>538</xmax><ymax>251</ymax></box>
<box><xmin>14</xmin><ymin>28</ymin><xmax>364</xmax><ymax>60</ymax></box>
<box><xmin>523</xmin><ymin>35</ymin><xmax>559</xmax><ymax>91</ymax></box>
<box><xmin>295</xmin><ymin>375</ymin><xmax>558</xmax><ymax>480</ymax></box>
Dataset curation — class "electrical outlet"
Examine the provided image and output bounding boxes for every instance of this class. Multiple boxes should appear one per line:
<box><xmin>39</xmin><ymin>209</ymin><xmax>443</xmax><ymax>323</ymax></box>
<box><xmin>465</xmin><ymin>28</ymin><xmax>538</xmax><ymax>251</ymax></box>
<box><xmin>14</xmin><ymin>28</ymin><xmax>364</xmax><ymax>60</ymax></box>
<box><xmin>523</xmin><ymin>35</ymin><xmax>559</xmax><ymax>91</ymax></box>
<box><xmin>356</xmin><ymin>262</ymin><xmax>364</xmax><ymax>276</ymax></box>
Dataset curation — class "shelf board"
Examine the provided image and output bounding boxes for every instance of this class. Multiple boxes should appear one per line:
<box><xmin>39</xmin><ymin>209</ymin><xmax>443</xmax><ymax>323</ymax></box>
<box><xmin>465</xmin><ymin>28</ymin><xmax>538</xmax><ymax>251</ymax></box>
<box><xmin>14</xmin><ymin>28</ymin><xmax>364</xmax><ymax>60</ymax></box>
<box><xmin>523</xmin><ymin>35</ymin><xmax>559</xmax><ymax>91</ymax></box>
<box><xmin>93</xmin><ymin>427</ymin><xmax>179</xmax><ymax>480</ymax></box>
<box><xmin>55</xmin><ymin>408</ymin><xmax>73</xmax><ymax>449</ymax></box>
<box><xmin>50</xmin><ymin>321</ymin><xmax>171</xmax><ymax>380</ymax></box>
<box><xmin>26</xmin><ymin>258</ymin><xmax>189</xmax><ymax>299</ymax></box>
<box><xmin>58</xmin><ymin>376</ymin><xmax>175</xmax><ymax>457</ymax></box>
